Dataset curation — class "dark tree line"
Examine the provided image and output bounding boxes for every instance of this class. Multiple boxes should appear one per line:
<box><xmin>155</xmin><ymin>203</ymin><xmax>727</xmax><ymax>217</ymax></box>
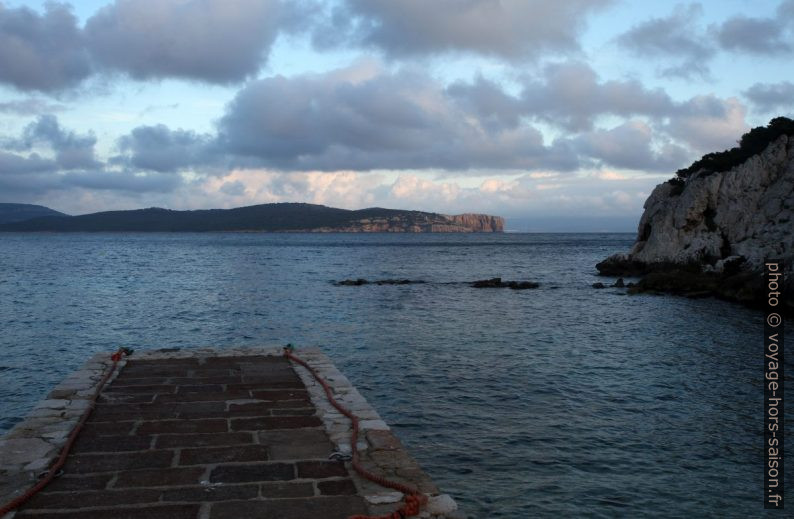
<box><xmin>676</xmin><ymin>116</ymin><xmax>794</xmax><ymax>179</ymax></box>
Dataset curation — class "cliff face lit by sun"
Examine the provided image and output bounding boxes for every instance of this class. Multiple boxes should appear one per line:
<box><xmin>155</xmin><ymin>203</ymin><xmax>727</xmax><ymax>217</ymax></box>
<box><xmin>308</xmin><ymin>212</ymin><xmax>505</xmax><ymax>232</ymax></box>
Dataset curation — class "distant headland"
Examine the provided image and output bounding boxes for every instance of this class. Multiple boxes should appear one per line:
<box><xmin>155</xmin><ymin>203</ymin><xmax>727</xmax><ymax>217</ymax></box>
<box><xmin>0</xmin><ymin>202</ymin><xmax>504</xmax><ymax>233</ymax></box>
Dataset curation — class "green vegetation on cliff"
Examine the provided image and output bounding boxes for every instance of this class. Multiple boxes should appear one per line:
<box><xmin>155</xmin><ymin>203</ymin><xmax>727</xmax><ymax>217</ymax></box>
<box><xmin>675</xmin><ymin>116</ymin><xmax>794</xmax><ymax>180</ymax></box>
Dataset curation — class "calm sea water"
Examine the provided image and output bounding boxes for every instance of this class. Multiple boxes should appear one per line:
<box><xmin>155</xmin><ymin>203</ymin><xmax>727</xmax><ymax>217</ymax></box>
<box><xmin>0</xmin><ymin>233</ymin><xmax>790</xmax><ymax>518</ymax></box>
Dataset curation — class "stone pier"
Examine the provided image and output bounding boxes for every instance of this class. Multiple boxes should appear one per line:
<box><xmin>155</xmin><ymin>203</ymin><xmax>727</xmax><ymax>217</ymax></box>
<box><xmin>0</xmin><ymin>346</ymin><xmax>460</xmax><ymax>519</ymax></box>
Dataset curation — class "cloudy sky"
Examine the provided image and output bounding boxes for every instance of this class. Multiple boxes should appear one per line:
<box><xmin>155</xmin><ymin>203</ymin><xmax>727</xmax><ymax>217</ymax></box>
<box><xmin>0</xmin><ymin>0</ymin><xmax>792</xmax><ymax>230</ymax></box>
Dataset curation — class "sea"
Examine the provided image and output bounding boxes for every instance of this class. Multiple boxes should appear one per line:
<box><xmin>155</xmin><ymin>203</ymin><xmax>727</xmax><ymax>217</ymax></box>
<box><xmin>0</xmin><ymin>232</ymin><xmax>790</xmax><ymax>518</ymax></box>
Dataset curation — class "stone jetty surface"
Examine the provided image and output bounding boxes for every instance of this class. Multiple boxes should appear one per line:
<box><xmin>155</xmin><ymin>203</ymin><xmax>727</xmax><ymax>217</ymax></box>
<box><xmin>0</xmin><ymin>346</ymin><xmax>459</xmax><ymax>519</ymax></box>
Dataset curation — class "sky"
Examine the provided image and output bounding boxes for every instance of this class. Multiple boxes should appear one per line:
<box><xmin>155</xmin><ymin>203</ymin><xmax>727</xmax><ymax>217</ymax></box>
<box><xmin>0</xmin><ymin>0</ymin><xmax>792</xmax><ymax>231</ymax></box>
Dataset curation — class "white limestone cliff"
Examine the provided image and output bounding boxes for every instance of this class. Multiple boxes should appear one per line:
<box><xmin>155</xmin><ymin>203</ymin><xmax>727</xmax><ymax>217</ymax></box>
<box><xmin>600</xmin><ymin>134</ymin><xmax>794</xmax><ymax>278</ymax></box>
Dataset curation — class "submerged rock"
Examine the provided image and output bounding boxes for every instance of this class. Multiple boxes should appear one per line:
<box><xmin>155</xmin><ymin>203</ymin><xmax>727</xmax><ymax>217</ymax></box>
<box><xmin>471</xmin><ymin>278</ymin><xmax>539</xmax><ymax>289</ymax></box>
<box><xmin>592</xmin><ymin>282</ymin><xmax>606</xmax><ymax>289</ymax></box>
<box><xmin>335</xmin><ymin>278</ymin><xmax>369</xmax><ymax>286</ymax></box>
<box><xmin>334</xmin><ymin>278</ymin><xmax>426</xmax><ymax>286</ymax></box>
<box><xmin>373</xmin><ymin>279</ymin><xmax>426</xmax><ymax>285</ymax></box>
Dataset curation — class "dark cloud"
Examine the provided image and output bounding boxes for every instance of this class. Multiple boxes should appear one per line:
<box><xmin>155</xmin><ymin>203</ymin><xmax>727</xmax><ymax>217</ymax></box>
<box><xmin>780</xmin><ymin>0</ymin><xmax>794</xmax><ymax>20</ymax></box>
<box><xmin>0</xmin><ymin>115</ymin><xmax>182</xmax><ymax>198</ymax></box>
<box><xmin>14</xmin><ymin>114</ymin><xmax>99</xmax><ymax>170</ymax></box>
<box><xmin>216</xmin><ymin>65</ymin><xmax>580</xmax><ymax>172</ymax></box>
<box><xmin>448</xmin><ymin>63</ymin><xmax>694</xmax><ymax>135</ymax></box>
<box><xmin>210</xmin><ymin>62</ymin><xmax>745</xmax><ymax>173</ymax></box>
<box><xmin>446</xmin><ymin>76</ymin><xmax>523</xmax><ymax>131</ymax></box>
<box><xmin>743</xmin><ymin>81</ymin><xmax>794</xmax><ymax>113</ymax></box>
<box><xmin>84</xmin><ymin>0</ymin><xmax>285</xmax><ymax>84</ymax></box>
<box><xmin>0</xmin><ymin>98</ymin><xmax>67</xmax><ymax>115</ymax></box>
<box><xmin>219</xmin><ymin>180</ymin><xmax>246</xmax><ymax>196</ymax></box>
<box><xmin>114</xmin><ymin>124</ymin><xmax>215</xmax><ymax>172</ymax></box>
<box><xmin>62</xmin><ymin>169</ymin><xmax>183</xmax><ymax>193</ymax></box>
<box><xmin>0</xmin><ymin>2</ymin><xmax>91</xmax><ymax>92</ymax></box>
<box><xmin>664</xmin><ymin>96</ymin><xmax>749</xmax><ymax>153</ymax></box>
<box><xmin>518</xmin><ymin>62</ymin><xmax>675</xmax><ymax>131</ymax></box>
<box><xmin>314</xmin><ymin>0</ymin><xmax>613</xmax><ymax>60</ymax></box>
<box><xmin>615</xmin><ymin>4</ymin><xmax>715</xmax><ymax>79</ymax></box>
<box><xmin>570</xmin><ymin>121</ymin><xmax>690</xmax><ymax>172</ymax></box>
<box><xmin>714</xmin><ymin>15</ymin><xmax>791</xmax><ymax>54</ymax></box>
<box><xmin>0</xmin><ymin>150</ymin><xmax>55</xmax><ymax>175</ymax></box>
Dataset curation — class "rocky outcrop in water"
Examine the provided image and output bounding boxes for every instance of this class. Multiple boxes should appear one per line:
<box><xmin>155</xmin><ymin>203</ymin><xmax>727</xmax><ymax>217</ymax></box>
<box><xmin>334</xmin><ymin>279</ymin><xmax>426</xmax><ymax>286</ymax></box>
<box><xmin>597</xmin><ymin>130</ymin><xmax>794</xmax><ymax>310</ymax></box>
<box><xmin>471</xmin><ymin>278</ymin><xmax>539</xmax><ymax>289</ymax></box>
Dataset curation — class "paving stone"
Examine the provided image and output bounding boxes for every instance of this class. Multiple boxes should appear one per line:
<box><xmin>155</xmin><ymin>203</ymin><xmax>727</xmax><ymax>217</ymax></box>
<box><xmin>24</xmin><ymin>457</ymin><xmax>55</xmax><ymax>472</ymax></box>
<box><xmin>104</xmin><ymin>384</ymin><xmax>175</xmax><ymax>394</ymax></box>
<box><xmin>186</xmin><ymin>369</ymin><xmax>240</xmax><ymax>378</ymax></box>
<box><xmin>270</xmin><ymin>408</ymin><xmax>316</xmax><ymax>416</ymax></box>
<box><xmin>80</xmin><ymin>421</ymin><xmax>136</xmax><ymax>437</ymax></box>
<box><xmin>175</xmin><ymin>384</ymin><xmax>224</xmax><ymax>393</ymax></box>
<box><xmin>155</xmin><ymin>391</ymin><xmax>251</xmax><ymax>403</ymax></box>
<box><xmin>136</xmin><ymin>419</ymin><xmax>228</xmax><ymax>435</ymax></box>
<box><xmin>227</xmin><ymin>381</ymin><xmax>304</xmax><ymax>390</ymax></box>
<box><xmin>210</xmin><ymin>463</ymin><xmax>295</xmax><ymax>483</ymax></box>
<box><xmin>0</xmin><ymin>438</ymin><xmax>55</xmax><ymax>465</ymax></box>
<box><xmin>296</xmin><ymin>461</ymin><xmax>348</xmax><ymax>479</ymax></box>
<box><xmin>366</xmin><ymin>430</ymin><xmax>403</xmax><ymax>451</ymax></box>
<box><xmin>45</xmin><ymin>474</ymin><xmax>113</xmax><ymax>492</ymax></box>
<box><xmin>155</xmin><ymin>432</ymin><xmax>254</xmax><ymax>449</ymax></box>
<box><xmin>161</xmin><ymin>483</ymin><xmax>259</xmax><ymax>502</ymax></box>
<box><xmin>364</xmin><ymin>491</ymin><xmax>404</xmax><ymax>504</ymax></box>
<box><xmin>209</xmin><ymin>496</ymin><xmax>368</xmax><ymax>519</ymax></box>
<box><xmin>65</xmin><ymin>450</ymin><xmax>174</xmax><ymax>474</ymax></box>
<box><xmin>169</xmin><ymin>376</ymin><xmax>243</xmax><ymax>385</ymax></box>
<box><xmin>174</xmin><ymin>401</ymin><xmax>228</xmax><ymax>418</ymax></box>
<box><xmin>100</xmin><ymin>377</ymin><xmax>171</xmax><ymax>387</ymax></box>
<box><xmin>114</xmin><ymin>467</ymin><xmax>205</xmax><ymax>488</ymax></box>
<box><xmin>259</xmin><ymin>429</ymin><xmax>334</xmax><ymax>460</ymax></box>
<box><xmin>18</xmin><ymin>504</ymin><xmax>202</xmax><ymax>519</ymax></box>
<box><xmin>25</xmin><ymin>488</ymin><xmax>162</xmax><ymax>509</ymax></box>
<box><xmin>259</xmin><ymin>481</ymin><xmax>315</xmax><ymax>498</ymax></box>
<box><xmin>318</xmin><ymin>478</ymin><xmax>358</xmax><ymax>496</ymax></box>
<box><xmin>178</xmin><ymin>445</ymin><xmax>269</xmax><ymax>465</ymax></box>
<box><xmin>249</xmin><ymin>390</ymin><xmax>309</xmax><ymax>402</ymax></box>
<box><xmin>226</xmin><ymin>402</ymin><xmax>307</xmax><ymax>415</ymax></box>
<box><xmin>90</xmin><ymin>407</ymin><xmax>175</xmax><ymax>422</ymax></box>
<box><xmin>230</xmin><ymin>416</ymin><xmax>321</xmax><ymax>431</ymax></box>
<box><xmin>426</xmin><ymin>494</ymin><xmax>459</xmax><ymax>515</ymax></box>
<box><xmin>73</xmin><ymin>435</ymin><xmax>153</xmax><ymax>454</ymax></box>
<box><xmin>99</xmin><ymin>393</ymin><xmax>156</xmax><ymax>404</ymax></box>
<box><xmin>359</xmin><ymin>419</ymin><xmax>389</xmax><ymax>431</ymax></box>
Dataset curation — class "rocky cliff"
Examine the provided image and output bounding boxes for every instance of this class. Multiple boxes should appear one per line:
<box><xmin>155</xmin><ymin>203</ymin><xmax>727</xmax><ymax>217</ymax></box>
<box><xmin>597</xmin><ymin>131</ymin><xmax>793</xmax><ymax>310</ymax></box>
<box><xmin>308</xmin><ymin>212</ymin><xmax>505</xmax><ymax>232</ymax></box>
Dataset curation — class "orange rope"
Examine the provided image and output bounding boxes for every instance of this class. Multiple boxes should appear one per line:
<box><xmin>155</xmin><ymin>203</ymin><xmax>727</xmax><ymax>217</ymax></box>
<box><xmin>0</xmin><ymin>348</ymin><xmax>130</xmax><ymax>516</ymax></box>
<box><xmin>283</xmin><ymin>346</ymin><xmax>428</xmax><ymax>519</ymax></box>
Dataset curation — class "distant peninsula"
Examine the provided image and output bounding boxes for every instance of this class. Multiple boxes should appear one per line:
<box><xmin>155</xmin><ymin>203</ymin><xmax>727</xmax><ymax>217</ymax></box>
<box><xmin>0</xmin><ymin>203</ymin><xmax>67</xmax><ymax>224</ymax></box>
<box><xmin>0</xmin><ymin>203</ymin><xmax>504</xmax><ymax>233</ymax></box>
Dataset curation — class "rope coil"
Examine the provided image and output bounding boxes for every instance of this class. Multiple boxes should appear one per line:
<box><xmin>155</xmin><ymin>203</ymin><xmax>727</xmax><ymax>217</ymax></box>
<box><xmin>283</xmin><ymin>345</ymin><xmax>428</xmax><ymax>519</ymax></box>
<box><xmin>0</xmin><ymin>348</ymin><xmax>130</xmax><ymax>516</ymax></box>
